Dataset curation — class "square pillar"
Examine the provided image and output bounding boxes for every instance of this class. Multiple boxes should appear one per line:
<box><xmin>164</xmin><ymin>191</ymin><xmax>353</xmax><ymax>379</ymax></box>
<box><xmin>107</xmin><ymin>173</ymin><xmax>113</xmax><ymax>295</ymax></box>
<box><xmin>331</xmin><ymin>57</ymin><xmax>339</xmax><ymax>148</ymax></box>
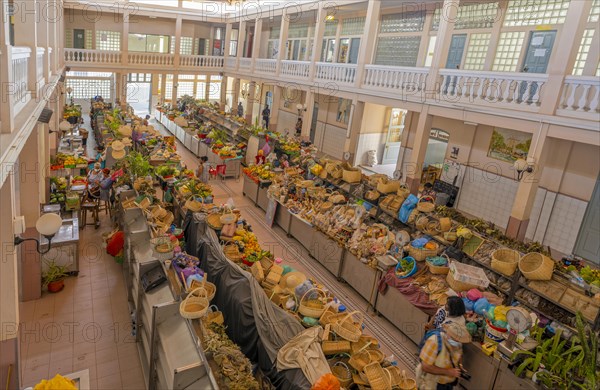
<box><xmin>506</xmin><ymin>124</ymin><xmax>549</xmax><ymax>240</ymax></box>
<box><xmin>13</xmin><ymin>0</ymin><xmax>39</xmax><ymax>97</ymax></box>
<box><xmin>174</xmin><ymin>16</ymin><xmax>182</xmax><ymax>67</ymax></box>
<box><xmin>354</xmin><ymin>0</ymin><xmax>381</xmax><ymax>88</ymax></box>
<box><xmin>122</xmin><ymin>11</ymin><xmax>129</xmax><ymax>65</ymax></box>
<box><xmin>232</xmin><ymin>78</ymin><xmax>241</xmax><ymax>109</ymax></box>
<box><xmin>224</xmin><ymin>22</ymin><xmax>233</xmax><ymax>59</ymax></box>
<box><xmin>308</xmin><ymin>3</ymin><xmax>326</xmax><ymax>80</ymax></box>
<box><xmin>425</xmin><ymin>0</ymin><xmax>459</xmax><ymax>97</ymax></box>
<box><xmin>245</xmin><ymin>81</ymin><xmax>256</xmax><ymax>124</ymax></box>
<box><xmin>300</xmin><ymin>91</ymin><xmax>315</xmax><ymax>138</ymax></box>
<box><xmin>344</xmin><ymin>100</ymin><xmax>365</xmax><ymax>166</ymax></box>
<box><xmin>235</xmin><ymin>20</ymin><xmax>246</xmax><ymax>68</ymax></box>
<box><xmin>275</xmin><ymin>12</ymin><xmax>290</xmax><ymax>75</ymax></box>
<box><xmin>269</xmin><ymin>85</ymin><xmax>282</xmax><ymax>132</ymax></box>
<box><xmin>404</xmin><ymin>106</ymin><xmax>433</xmax><ymax>194</ymax></box>
<box><xmin>250</xmin><ymin>18</ymin><xmax>263</xmax><ymax>73</ymax></box>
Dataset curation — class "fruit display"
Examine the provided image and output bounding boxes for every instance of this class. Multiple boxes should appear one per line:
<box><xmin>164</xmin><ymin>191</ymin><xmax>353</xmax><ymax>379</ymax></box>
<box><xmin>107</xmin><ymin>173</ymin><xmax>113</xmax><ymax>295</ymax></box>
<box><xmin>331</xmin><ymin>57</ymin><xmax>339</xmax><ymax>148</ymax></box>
<box><xmin>71</xmin><ymin>175</ymin><xmax>87</xmax><ymax>186</ymax></box>
<box><xmin>34</xmin><ymin>374</ymin><xmax>77</xmax><ymax>390</ymax></box>
<box><xmin>213</xmin><ymin>144</ymin><xmax>238</xmax><ymax>159</ymax></box>
<box><xmin>579</xmin><ymin>266</ymin><xmax>600</xmax><ymax>289</ymax></box>
<box><xmin>155</xmin><ymin>164</ymin><xmax>180</xmax><ymax>178</ymax></box>
<box><xmin>278</xmin><ymin>139</ymin><xmax>301</xmax><ymax>156</ymax></box>
<box><xmin>231</xmin><ymin>228</ymin><xmax>262</xmax><ymax>259</ymax></box>
<box><xmin>150</xmin><ymin>147</ymin><xmax>180</xmax><ymax>162</ymax></box>
<box><xmin>243</xmin><ymin>164</ymin><xmax>275</xmax><ymax>183</ymax></box>
<box><xmin>181</xmin><ymin>168</ymin><xmax>195</xmax><ymax>178</ymax></box>
<box><xmin>176</xmin><ymin>179</ymin><xmax>212</xmax><ymax>199</ymax></box>
<box><xmin>63</xmin><ymin>105</ymin><xmax>81</xmax><ymax>120</ymax></box>
<box><xmin>49</xmin><ymin>192</ymin><xmax>66</xmax><ymax>204</ymax></box>
<box><xmin>50</xmin><ymin>177</ymin><xmax>67</xmax><ymax>191</ymax></box>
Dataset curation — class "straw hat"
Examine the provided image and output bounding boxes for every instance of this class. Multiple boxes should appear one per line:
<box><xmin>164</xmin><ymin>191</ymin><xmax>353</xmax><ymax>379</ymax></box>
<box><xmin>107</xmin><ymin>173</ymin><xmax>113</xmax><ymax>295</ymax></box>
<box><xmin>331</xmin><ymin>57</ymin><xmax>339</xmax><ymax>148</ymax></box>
<box><xmin>122</xmin><ymin>137</ymin><xmax>133</xmax><ymax>147</ymax></box>
<box><xmin>112</xmin><ymin>149</ymin><xmax>126</xmax><ymax>160</ymax></box>
<box><xmin>443</xmin><ymin>321</ymin><xmax>472</xmax><ymax>344</ymax></box>
<box><xmin>119</xmin><ymin>125</ymin><xmax>132</xmax><ymax>137</ymax></box>
<box><xmin>111</xmin><ymin>140</ymin><xmax>125</xmax><ymax>151</ymax></box>
<box><xmin>278</xmin><ymin>271</ymin><xmax>307</xmax><ymax>291</ymax></box>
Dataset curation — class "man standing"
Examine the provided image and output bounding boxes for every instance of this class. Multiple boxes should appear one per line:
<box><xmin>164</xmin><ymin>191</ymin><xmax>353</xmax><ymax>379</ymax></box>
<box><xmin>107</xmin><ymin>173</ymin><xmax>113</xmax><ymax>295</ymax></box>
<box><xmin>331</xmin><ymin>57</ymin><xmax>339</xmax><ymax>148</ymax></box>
<box><xmin>262</xmin><ymin>105</ymin><xmax>271</xmax><ymax>129</ymax></box>
<box><xmin>237</xmin><ymin>102</ymin><xmax>244</xmax><ymax>118</ymax></box>
<box><xmin>416</xmin><ymin>321</ymin><xmax>471</xmax><ymax>390</ymax></box>
<box><xmin>79</xmin><ymin>127</ymin><xmax>89</xmax><ymax>152</ymax></box>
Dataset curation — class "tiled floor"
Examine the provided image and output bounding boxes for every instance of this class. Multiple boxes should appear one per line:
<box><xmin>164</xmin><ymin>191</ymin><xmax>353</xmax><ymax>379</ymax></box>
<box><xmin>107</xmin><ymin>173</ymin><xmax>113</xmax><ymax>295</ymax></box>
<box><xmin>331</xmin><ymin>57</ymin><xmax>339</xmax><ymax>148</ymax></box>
<box><xmin>20</xmin><ymin>109</ymin><xmax>417</xmax><ymax>389</ymax></box>
<box><xmin>19</xmin><ymin>212</ymin><xmax>145</xmax><ymax>389</ymax></box>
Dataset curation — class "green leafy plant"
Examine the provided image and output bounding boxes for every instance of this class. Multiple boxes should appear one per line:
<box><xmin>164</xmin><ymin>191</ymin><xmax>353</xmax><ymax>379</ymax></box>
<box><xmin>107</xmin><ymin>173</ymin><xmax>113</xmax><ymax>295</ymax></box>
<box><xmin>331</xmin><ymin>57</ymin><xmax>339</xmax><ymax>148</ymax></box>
<box><xmin>42</xmin><ymin>260</ymin><xmax>70</xmax><ymax>286</ymax></box>
<box><xmin>126</xmin><ymin>151</ymin><xmax>153</xmax><ymax>178</ymax></box>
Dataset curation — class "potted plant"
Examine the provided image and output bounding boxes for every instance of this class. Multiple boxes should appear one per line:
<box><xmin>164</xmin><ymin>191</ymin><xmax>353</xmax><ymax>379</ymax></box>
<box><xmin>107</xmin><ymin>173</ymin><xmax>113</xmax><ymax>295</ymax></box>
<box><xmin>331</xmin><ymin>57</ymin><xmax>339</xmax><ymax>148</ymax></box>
<box><xmin>42</xmin><ymin>260</ymin><xmax>70</xmax><ymax>293</ymax></box>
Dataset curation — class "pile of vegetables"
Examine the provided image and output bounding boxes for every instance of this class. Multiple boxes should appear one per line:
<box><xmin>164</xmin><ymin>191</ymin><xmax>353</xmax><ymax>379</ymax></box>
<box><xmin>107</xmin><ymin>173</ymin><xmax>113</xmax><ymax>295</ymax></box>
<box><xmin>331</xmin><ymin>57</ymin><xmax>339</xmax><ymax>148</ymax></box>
<box><xmin>395</xmin><ymin>257</ymin><xmax>415</xmax><ymax>277</ymax></box>
<box><xmin>34</xmin><ymin>374</ymin><xmax>77</xmax><ymax>390</ymax></box>
<box><xmin>125</xmin><ymin>151</ymin><xmax>153</xmax><ymax>178</ymax></box>
<box><xmin>579</xmin><ymin>266</ymin><xmax>600</xmax><ymax>289</ymax></box>
<box><xmin>278</xmin><ymin>139</ymin><xmax>301</xmax><ymax>155</ymax></box>
<box><xmin>63</xmin><ymin>105</ymin><xmax>81</xmax><ymax>119</ymax></box>
<box><xmin>177</xmin><ymin>179</ymin><xmax>212</xmax><ymax>199</ymax></box>
<box><xmin>155</xmin><ymin>164</ymin><xmax>180</xmax><ymax>178</ymax></box>
<box><xmin>231</xmin><ymin>228</ymin><xmax>262</xmax><ymax>259</ymax></box>
<box><xmin>50</xmin><ymin>177</ymin><xmax>67</xmax><ymax>191</ymax></box>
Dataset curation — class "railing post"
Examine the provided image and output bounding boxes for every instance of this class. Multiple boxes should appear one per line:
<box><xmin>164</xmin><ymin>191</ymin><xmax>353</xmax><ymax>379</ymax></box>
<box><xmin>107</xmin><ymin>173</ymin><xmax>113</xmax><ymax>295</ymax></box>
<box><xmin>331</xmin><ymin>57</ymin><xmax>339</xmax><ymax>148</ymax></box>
<box><xmin>354</xmin><ymin>0</ymin><xmax>380</xmax><ymax>89</ymax></box>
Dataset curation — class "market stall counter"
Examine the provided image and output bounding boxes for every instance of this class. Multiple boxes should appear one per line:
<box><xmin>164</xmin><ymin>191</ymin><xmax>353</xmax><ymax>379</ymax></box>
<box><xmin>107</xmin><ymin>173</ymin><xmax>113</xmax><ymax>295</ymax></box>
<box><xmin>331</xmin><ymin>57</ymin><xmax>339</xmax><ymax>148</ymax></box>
<box><xmin>340</xmin><ymin>251</ymin><xmax>379</xmax><ymax>305</ymax></box>
<box><xmin>243</xmin><ymin>175</ymin><xmax>259</xmax><ymax>204</ymax></box>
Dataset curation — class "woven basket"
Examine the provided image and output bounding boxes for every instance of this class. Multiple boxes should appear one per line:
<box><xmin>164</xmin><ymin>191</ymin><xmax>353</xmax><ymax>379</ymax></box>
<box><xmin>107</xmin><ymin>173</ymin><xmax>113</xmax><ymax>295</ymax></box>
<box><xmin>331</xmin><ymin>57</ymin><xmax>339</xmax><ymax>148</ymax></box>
<box><xmin>364</xmin><ymin>362</ymin><xmax>392</xmax><ymax>390</ymax></box>
<box><xmin>424</xmin><ymin>221</ymin><xmax>441</xmax><ymax>236</ymax></box>
<box><xmin>342</xmin><ymin>165</ymin><xmax>362</xmax><ymax>184</ymax></box>
<box><xmin>223</xmin><ymin>242</ymin><xmax>243</xmax><ymax>262</ymax></box>
<box><xmin>320</xmin><ymin>201</ymin><xmax>334</xmax><ymax>212</ymax></box>
<box><xmin>380</xmin><ymin>195</ymin><xmax>404</xmax><ymax>214</ymax></box>
<box><xmin>491</xmin><ymin>248</ymin><xmax>521</xmax><ymax>276</ymax></box>
<box><xmin>387</xmin><ymin>367</ymin><xmax>416</xmax><ymax>390</ymax></box>
<box><xmin>367</xmin><ymin>174</ymin><xmax>388</xmax><ymax>187</ymax></box>
<box><xmin>150</xmin><ymin>236</ymin><xmax>175</xmax><ymax>261</ymax></box>
<box><xmin>327</xmin><ymin>163</ymin><xmax>343</xmax><ymax>179</ymax></box>
<box><xmin>519</xmin><ymin>252</ymin><xmax>554</xmax><ymax>281</ymax></box>
<box><xmin>330</xmin><ymin>311</ymin><xmax>363</xmax><ymax>342</ymax></box>
<box><xmin>207</xmin><ymin>213</ymin><xmax>224</xmax><ymax>230</ymax></box>
<box><xmin>364</xmin><ymin>190</ymin><xmax>380</xmax><ymax>202</ymax></box>
<box><xmin>350</xmin><ymin>336</ymin><xmax>379</xmax><ymax>354</ymax></box>
<box><xmin>322</xmin><ymin>340</ymin><xmax>352</xmax><ymax>355</ymax></box>
<box><xmin>185</xmin><ymin>198</ymin><xmax>204</xmax><ymax>212</ymax></box>
<box><xmin>397</xmin><ymin>184</ymin><xmax>410</xmax><ymax>198</ymax></box>
<box><xmin>416</xmin><ymin>196</ymin><xmax>435</xmax><ymax>213</ymax></box>
<box><xmin>201</xmin><ymin>281</ymin><xmax>216</xmax><ymax>301</ymax></box>
<box><xmin>415</xmin><ymin>215</ymin><xmax>429</xmax><ymax>231</ymax></box>
<box><xmin>426</xmin><ymin>254</ymin><xmax>450</xmax><ymax>275</ymax></box>
<box><xmin>204</xmin><ymin>305</ymin><xmax>224</xmax><ymax>326</ymax></box>
<box><xmin>331</xmin><ymin>362</ymin><xmax>353</xmax><ymax>388</ymax></box>
<box><xmin>251</xmin><ymin>261</ymin><xmax>265</xmax><ymax>282</ymax></box>
<box><xmin>377</xmin><ymin>179</ymin><xmax>400</xmax><ymax>194</ymax></box>
<box><xmin>179</xmin><ymin>287</ymin><xmax>209</xmax><ymax>319</ymax></box>
<box><xmin>439</xmin><ymin>217</ymin><xmax>452</xmax><ymax>232</ymax></box>
<box><xmin>446</xmin><ymin>271</ymin><xmax>480</xmax><ymax>292</ymax></box>
<box><xmin>319</xmin><ymin>305</ymin><xmax>338</xmax><ymax>326</ymax></box>
<box><xmin>298</xmin><ymin>288</ymin><xmax>327</xmax><ymax>318</ymax></box>
<box><xmin>408</xmin><ymin>242</ymin><xmax>439</xmax><ymax>261</ymax></box>
<box><xmin>348</xmin><ymin>350</ymin><xmax>371</xmax><ymax>372</ymax></box>
<box><xmin>220</xmin><ymin>211</ymin><xmax>238</xmax><ymax>225</ymax></box>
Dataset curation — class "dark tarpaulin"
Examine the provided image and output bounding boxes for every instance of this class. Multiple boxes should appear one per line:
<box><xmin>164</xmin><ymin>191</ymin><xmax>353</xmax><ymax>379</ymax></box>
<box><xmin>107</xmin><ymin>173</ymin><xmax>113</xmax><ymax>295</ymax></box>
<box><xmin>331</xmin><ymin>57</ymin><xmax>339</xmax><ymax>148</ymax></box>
<box><xmin>183</xmin><ymin>211</ymin><xmax>311</xmax><ymax>389</ymax></box>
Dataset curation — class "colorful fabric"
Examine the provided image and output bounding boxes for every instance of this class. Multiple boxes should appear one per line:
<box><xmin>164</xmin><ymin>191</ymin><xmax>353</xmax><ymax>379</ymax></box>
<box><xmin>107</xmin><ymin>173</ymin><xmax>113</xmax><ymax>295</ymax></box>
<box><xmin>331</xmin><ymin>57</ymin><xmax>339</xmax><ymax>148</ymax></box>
<box><xmin>378</xmin><ymin>267</ymin><xmax>439</xmax><ymax>315</ymax></box>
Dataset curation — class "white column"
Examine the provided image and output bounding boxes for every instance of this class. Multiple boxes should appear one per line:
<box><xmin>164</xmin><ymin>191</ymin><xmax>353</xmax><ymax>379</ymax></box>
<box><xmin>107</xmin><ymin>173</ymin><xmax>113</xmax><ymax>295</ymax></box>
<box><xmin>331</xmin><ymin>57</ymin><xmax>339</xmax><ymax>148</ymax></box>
<box><xmin>300</xmin><ymin>90</ymin><xmax>315</xmax><ymax>138</ymax></box>
<box><xmin>236</xmin><ymin>20</ymin><xmax>246</xmax><ymax>69</ymax></box>
<box><xmin>245</xmin><ymin>81</ymin><xmax>256</xmax><ymax>124</ymax></box>
<box><xmin>424</xmin><ymin>0</ymin><xmax>459</xmax><ymax>98</ymax></box>
<box><xmin>539</xmin><ymin>0</ymin><xmax>594</xmax><ymax>114</ymax></box>
<box><xmin>0</xmin><ymin>0</ymin><xmax>15</xmax><ymax>133</ymax></box>
<box><xmin>160</xmin><ymin>73</ymin><xmax>167</xmax><ymax>104</ymax></box>
<box><xmin>224</xmin><ymin>22</ymin><xmax>233</xmax><ymax>59</ymax></box>
<box><xmin>250</xmin><ymin>18</ymin><xmax>263</xmax><ymax>73</ymax></box>
<box><xmin>172</xmin><ymin>73</ymin><xmax>179</xmax><ymax>103</ymax></box>
<box><xmin>232</xmin><ymin>78</ymin><xmax>240</xmax><ymax>109</ymax></box>
<box><xmin>270</xmin><ymin>85</ymin><xmax>282</xmax><ymax>131</ymax></box>
<box><xmin>205</xmin><ymin>75</ymin><xmax>212</xmax><ymax>102</ymax></box>
<box><xmin>308</xmin><ymin>3</ymin><xmax>326</xmax><ymax>80</ymax></box>
<box><xmin>13</xmin><ymin>0</ymin><xmax>39</xmax><ymax>97</ymax></box>
<box><xmin>416</xmin><ymin>11</ymin><xmax>434</xmax><ymax>67</ymax></box>
<box><xmin>275</xmin><ymin>12</ymin><xmax>290</xmax><ymax>76</ymax></box>
<box><xmin>122</xmin><ymin>10</ymin><xmax>129</xmax><ymax>65</ymax></box>
<box><xmin>354</xmin><ymin>0</ymin><xmax>381</xmax><ymax>88</ymax></box>
<box><xmin>332</xmin><ymin>17</ymin><xmax>342</xmax><ymax>62</ymax></box>
<box><xmin>405</xmin><ymin>106</ymin><xmax>433</xmax><ymax>194</ymax></box>
<box><xmin>220</xmin><ymin>76</ymin><xmax>228</xmax><ymax>109</ymax></box>
<box><xmin>174</xmin><ymin>16</ymin><xmax>182</xmax><ymax>67</ymax></box>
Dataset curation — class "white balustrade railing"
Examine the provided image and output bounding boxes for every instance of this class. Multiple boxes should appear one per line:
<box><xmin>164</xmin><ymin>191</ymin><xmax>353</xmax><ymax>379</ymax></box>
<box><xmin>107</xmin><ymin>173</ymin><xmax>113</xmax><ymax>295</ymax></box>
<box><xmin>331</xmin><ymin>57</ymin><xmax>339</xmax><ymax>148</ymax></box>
<box><xmin>363</xmin><ymin>65</ymin><xmax>428</xmax><ymax>93</ymax></box>
<box><xmin>315</xmin><ymin>62</ymin><xmax>357</xmax><ymax>85</ymax></box>
<box><xmin>239</xmin><ymin>58</ymin><xmax>252</xmax><ymax>70</ymax></box>
<box><xmin>438</xmin><ymin>69</ymin><xmax>549</xmax><ymax>108</ymax></box>
<box><xmin>559</xmin><ymin>76</ymin><xmax>600</xmax><ymax>115</ymax></box>
<box><xmin>65</xmin><ymin>49</ymin><xmax>121</xmax><ymax>64</ymax></box>
<box><xmin>254</xmin><ymin>59</ymin><xmax>277</xmax><ymax>74</ymax></box>
<box><xmin>225</xmin><ymin>57</ymin><xmax>237</xmax><ymax>69</ymax></box>
<box><xmin>11</xmin><ymin>46</ymin><xmax>31</xmax><ymax>106</ymax></box>
<box><xmin>280</xmin><ymin>60</ymin><xmax>310</xmax><ymax>79</ymax></box>
<box><xmin>179</xmin><ymin>55</ymin><xmax>224</xmax><ymax>68</ymax></box>
<box><xmin>128</xmin><ymin>52</ymin><xmax>174</xmax><ymax>66</ymax></box>
<box><xmin>36</xmin><ymin>47</ymin><xmax>45</xmax><ymax>82</ymax></box>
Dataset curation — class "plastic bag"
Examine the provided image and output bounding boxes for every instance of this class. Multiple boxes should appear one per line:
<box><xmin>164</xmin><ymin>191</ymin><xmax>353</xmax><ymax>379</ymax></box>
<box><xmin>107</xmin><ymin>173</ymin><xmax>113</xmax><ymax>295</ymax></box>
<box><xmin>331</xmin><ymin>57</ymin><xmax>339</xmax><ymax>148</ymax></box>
<box><xmin>261</xmin><ymin>142</ymin><xmax>271</xmax><ymax>155</ymax></box>
<box><xmin>311</xmin><ymin>374</ymin><xmax>340</xmax><ymax>390</ymax></box>
<box><xmin>398</xmin><ymin>194</ymin><xmax>418</xmax><ymax>223</ymax></box>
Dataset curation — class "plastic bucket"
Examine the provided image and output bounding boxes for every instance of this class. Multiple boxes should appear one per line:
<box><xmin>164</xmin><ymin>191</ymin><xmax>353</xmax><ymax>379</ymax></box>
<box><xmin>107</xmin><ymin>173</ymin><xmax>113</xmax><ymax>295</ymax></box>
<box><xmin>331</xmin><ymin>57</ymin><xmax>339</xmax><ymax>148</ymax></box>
<box><xmin>484</xmin><ymin>319</ymin><xmax>507</xmax><ymax>343</ymax></box>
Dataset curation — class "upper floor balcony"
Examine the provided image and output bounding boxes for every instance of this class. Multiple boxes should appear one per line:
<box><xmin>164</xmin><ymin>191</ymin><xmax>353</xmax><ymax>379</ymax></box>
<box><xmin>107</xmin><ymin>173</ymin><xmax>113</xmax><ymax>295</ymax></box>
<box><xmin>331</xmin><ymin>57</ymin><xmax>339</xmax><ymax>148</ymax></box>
<box><xmin>64</xmin><ymin>48</ymin><xmax>600</xmax><ymax>126</ymax></box>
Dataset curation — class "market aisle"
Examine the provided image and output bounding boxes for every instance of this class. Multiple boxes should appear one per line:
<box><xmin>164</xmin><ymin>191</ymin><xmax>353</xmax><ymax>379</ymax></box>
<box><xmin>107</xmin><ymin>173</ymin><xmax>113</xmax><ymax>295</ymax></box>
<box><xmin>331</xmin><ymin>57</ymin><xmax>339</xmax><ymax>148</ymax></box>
<box><xmin>149</xmin><ymin>115</ymin><xmax>420</xmax><ymax>378</ymax></box>
<box><xmin>19</xmin><ymin>212</ymin><xmax>146</xmax><ymax>389</ymax></box>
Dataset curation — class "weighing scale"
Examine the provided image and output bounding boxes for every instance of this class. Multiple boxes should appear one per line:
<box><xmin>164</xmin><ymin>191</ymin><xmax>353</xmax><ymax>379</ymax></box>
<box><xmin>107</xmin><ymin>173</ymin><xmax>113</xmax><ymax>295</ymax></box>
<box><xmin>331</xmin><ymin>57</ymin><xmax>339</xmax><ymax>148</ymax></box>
<box><xmin>497</xmin><ymin>307</ymin><xmax>538</xmax><ymax>362</ymax></box>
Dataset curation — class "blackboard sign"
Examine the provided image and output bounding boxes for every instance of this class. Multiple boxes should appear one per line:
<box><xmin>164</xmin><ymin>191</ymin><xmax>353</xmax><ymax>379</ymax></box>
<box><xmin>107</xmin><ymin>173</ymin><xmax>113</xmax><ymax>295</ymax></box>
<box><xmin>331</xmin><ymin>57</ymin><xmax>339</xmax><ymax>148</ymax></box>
<box><xmin>266</xmin><ymin>198</ymin><xmax>278</xmax><ymax>227</ymax></box>
<box><xmin>433</xmin><ymin>179</ymin><xmax>459</xmax><ymax>207</ymax></box>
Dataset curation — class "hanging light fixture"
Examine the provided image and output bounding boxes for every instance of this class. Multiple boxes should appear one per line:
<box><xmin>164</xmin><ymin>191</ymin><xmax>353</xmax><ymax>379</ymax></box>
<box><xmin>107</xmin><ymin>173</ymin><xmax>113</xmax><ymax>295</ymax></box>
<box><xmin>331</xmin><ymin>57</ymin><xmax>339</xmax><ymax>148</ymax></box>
<box><xmin>14</xmin><ymin>213</ymin><xmax>63</xmax><ymax>254</ymax></box>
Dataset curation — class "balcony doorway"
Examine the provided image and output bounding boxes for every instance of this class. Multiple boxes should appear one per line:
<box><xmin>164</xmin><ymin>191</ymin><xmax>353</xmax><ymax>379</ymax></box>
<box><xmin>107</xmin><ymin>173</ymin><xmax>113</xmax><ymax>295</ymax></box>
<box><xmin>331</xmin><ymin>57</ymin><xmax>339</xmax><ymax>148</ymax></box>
<box><xmin>127</xmin><ymin>73</ymin><xmax>152</xmax><ymax>117</ymax></box>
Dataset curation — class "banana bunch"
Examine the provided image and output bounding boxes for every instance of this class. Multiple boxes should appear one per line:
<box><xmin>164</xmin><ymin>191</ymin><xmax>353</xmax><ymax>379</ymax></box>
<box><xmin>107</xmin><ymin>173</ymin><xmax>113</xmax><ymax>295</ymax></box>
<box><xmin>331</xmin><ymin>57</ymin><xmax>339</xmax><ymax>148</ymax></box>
<box><xmin>457</xmin><ymin>226</ymin><xmax>473</xmax><ymax>239</ymax></box>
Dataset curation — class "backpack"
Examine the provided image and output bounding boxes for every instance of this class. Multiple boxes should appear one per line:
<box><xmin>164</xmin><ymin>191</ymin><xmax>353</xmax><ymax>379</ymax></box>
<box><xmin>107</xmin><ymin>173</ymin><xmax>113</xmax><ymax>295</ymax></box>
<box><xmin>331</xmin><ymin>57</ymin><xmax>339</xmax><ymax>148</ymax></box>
<box><xmin>418</xmin><ymin>328</ymin><xmax>444</xmax><ymax>356</ymax></box>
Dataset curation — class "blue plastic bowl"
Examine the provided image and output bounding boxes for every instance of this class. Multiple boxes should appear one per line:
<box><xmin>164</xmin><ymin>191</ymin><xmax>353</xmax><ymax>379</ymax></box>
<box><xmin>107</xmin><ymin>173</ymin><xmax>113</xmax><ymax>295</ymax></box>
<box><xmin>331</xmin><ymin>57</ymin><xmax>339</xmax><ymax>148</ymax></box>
<box><xmin>395</xmin><ymin>256</ymin><xmax>417</xmax><ymax>278</ymax></box>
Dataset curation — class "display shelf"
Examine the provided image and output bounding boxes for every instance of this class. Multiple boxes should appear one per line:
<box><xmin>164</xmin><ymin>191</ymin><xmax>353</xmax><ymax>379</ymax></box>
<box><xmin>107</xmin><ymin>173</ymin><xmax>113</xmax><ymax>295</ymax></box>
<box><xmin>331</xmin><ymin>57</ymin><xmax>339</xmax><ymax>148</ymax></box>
<box><xmin>512</xmin><ymin>295</ymin><xmax>574</xmax><ymax>330</ymax></box>
<box><xmin>242</xmin><ymin>175</ymin><xmax>259</xmax><ymax>204</ymax></box>
<box><xmin>340</xmin><ymin>251</ymin><xmax>378</xmax><ymax>304</ymax></box>
<box><xmin>313</xmin><ymin>230</ymin><xmax>345</xmax><ymax>277</ymax></box>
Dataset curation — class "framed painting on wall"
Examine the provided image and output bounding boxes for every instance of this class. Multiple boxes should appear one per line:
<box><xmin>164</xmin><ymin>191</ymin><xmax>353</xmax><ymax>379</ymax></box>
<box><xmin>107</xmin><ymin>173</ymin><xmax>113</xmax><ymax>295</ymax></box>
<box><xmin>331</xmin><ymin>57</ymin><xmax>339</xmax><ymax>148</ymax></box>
<box><xmin>487</xmin><ymin>127</ymin><xmax>532</xmax><ymax>163</ymax></box>
<box><xmin>336</xmin><ymin>98</ymin><xmax>351</xmax><ymax>125</ymax></box>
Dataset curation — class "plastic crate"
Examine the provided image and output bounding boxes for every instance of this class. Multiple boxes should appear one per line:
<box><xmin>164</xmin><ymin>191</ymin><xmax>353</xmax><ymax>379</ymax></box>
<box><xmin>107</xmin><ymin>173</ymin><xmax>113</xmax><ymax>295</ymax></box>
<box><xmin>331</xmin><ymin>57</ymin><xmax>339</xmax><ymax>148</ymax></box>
<box><xmin>449</xmin><ymin>261</ymin><xmax>490</xmax><ymax>289</ymax></box>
